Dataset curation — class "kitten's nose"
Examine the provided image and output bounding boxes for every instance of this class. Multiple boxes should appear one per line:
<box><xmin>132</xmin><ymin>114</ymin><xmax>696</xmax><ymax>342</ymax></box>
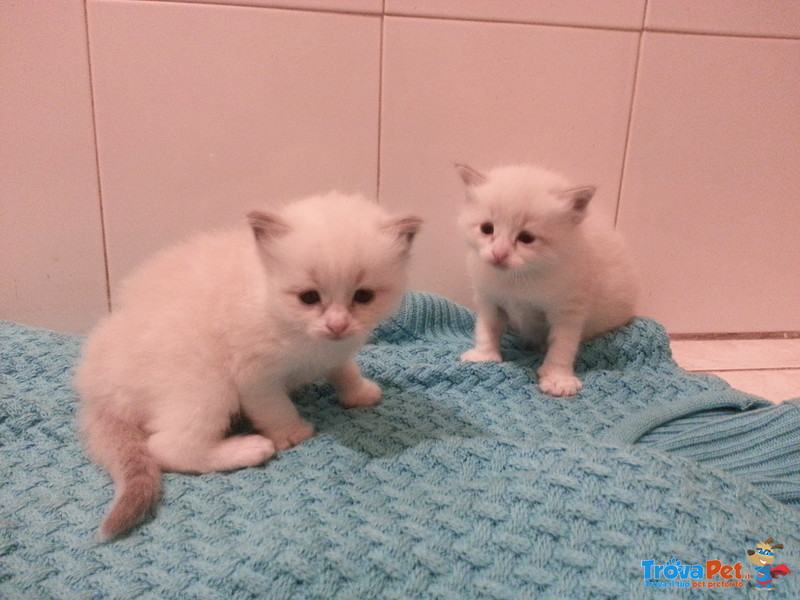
<box><xmin>491</xmin><ymin>247</ymin><xmax>510</xmax><ymax>266</ymax></box>
<box><xmin>324</xmin><ymin>307</ymin><xmax>350</xmax><ymax>337</ymax></box>
<box><xmin>326</xmin><ymin>320</ymin><xmax>348</xmax><ymax>335</ymax></box>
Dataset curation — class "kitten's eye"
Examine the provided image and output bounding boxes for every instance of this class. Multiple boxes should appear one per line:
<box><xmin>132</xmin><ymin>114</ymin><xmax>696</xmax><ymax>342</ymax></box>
<box><xmin>353</xmin><ymin>289</ymin><xmax>375</xmax><ymax>304</ymax></box>
<box><xmin>298</xmin><ymin>290</ymin><xmax>321</xmax><ymax>305</ymax></box>
<box><xmin>517</xmin><ymin>231</ymin><xmax>535</xmax><ymax>244</ymax></box>
<box><xmin>480</xmin><ymin>222</ymin><xmax>494</xmax><ymax>235</ymax></box>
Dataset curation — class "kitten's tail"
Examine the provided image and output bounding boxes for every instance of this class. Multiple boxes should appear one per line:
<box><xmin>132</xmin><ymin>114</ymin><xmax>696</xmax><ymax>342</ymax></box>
<box><xmin>83</xmin><ymin>409</ymin><xmax>162</xmax><ymax>541</ymax></box>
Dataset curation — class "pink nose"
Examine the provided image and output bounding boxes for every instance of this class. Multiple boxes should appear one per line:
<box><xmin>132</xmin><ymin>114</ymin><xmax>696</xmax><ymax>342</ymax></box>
<box><xmin>323</xmin><ymin>305</ymin><xmax>350</xmax><ymax>337</ymax></box>
<box><xmin>491</xmin><ymin>248</ymin><xmax>510</xmax><ymax>265</ymax></box>
<box><xmin>327</xmin><ymin>322</ymin><xmax>347</xmax><ymax>334</ymax></box>
<box><xmin>326</xmin><ymin>319</ymin><xmax>349</xmax><ymax>335</ymax></box>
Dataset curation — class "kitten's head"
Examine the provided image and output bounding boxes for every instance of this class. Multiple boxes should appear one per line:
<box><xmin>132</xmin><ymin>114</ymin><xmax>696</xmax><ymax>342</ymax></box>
<box><xmin>456</xmin><ymin>164</ymin><xmax>595</xmax><ymax>273</ymax></box>
<box><xmin>248</xmin><ymin>193</ymin><xmax>421</xmax><ymax>342</ymax></box>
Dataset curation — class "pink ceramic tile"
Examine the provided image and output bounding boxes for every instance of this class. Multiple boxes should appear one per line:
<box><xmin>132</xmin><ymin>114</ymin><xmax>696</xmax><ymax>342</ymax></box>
<box><xmin>708</xmin><ymin>370</ymin><xmax>800</xmax><ymax>404</ymax></box>
<box><xmin>385</xmin><ymin>0</ymin><xmax>646</xmax><ymax>30</ymax></box>
<box><xmin>1</xmin><ymin>1</ymin><xmax>108</xmax><ymax>333</ymax></box>
<box><xmin>161</xmin><ymin>0</ymin><xmax>383</xmax><ymax>14</ymax></box>
<box><xmin>379</xmin><ymin>17</ymin><xmax>639</xmax><ymax>307</ymax></box>
<box><xmin>670</xmin><ymin>339</ymin><xmax>800</xmax><ymax>371</ymax></box>
<box><xmin>646</xmin><ymin>0</ymin><xmax>800</xmax><ymax>39</ymax></box>
<box><xmin>618</xmin><ymin>33</ymin><xmax>800</xmax><ymax>333</ymax></box>
<box><xmin>87</xmin><ymin>1</ymin><xmax>381</xmax><ymax>301</ymax></box>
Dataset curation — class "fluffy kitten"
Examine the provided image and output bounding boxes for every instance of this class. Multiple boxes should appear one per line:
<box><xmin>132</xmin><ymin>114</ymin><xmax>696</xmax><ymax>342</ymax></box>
<box><xmin>75</xmin><ymin>192</ymin><xmax>421</xmax><ymax>540</ymax></box>
<box><xmin>456</xmin><ymin>164</ymin><xmax>638</xmax><ymax>397</ymax></box>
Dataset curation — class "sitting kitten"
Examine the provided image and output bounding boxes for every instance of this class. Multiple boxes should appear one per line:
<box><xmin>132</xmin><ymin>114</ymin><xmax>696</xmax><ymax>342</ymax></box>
<box><xmin>456</xmin><ymin>164</ymin><xmax>638</xmax><ymax>397</ymax></box>
<box><xmin>75</xmin><ymin>192</ymin><xmax>421</xmax><ymax>540</ymax></box>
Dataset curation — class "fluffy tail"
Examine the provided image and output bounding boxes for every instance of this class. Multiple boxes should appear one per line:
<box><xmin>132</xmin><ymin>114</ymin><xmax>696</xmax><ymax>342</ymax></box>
<box><xmin>82</xmin><ymin>409</ymin><xmax>162</xmax><ymax>540</ymax></box>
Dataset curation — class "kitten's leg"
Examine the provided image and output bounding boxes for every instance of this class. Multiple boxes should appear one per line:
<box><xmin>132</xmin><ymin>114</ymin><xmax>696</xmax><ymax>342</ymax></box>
<box><xmin>147</xmin><ymin>417</ymin><xmax>275</xmax><ymax>474</ymax></box>
<box><xmin>148</xmin><ymin>431</ymin><xmax>276</xmax><ymax>473</ymax></box>
<box><xmin>145</xmin><ymin>380</ymin><xmax>276</xmax><ymax>473</ymax></box>
<box><xmin>460</xmin><ymin>303</ymin><xmax>507</xmax><ymax>363</ymax></box>
<box><xmin>329</xmin><ymin>359</ymin><xmax>381</xmax><ymax>408</ymax></box>
<box><xmin>537</xmin><ymin>317</ymin><xmax>584</xmax><ymax>397</ymax></box>
<box><xmin>241</xmin><ymin>390</ymin><xmax>315</xmax><ymax>452</ymax></box>
<box><xmin>139</xmin><ymin>374</ymin><xmax>276</xmax><ymax>473</ymax></box>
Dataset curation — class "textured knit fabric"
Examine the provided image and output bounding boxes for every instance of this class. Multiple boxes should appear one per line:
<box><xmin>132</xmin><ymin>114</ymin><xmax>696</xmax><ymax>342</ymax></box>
<box><xmin>1</xmin><ymin>291</ymin><xmax>798</xmax><ymax>599</ymax></box>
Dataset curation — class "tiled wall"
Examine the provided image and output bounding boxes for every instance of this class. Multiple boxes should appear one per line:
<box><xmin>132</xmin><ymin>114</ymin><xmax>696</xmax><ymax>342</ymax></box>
<box><xmin>2</xmin><ymin>1</ymin><xmax>798</xmax><ymax>334</ymax></box>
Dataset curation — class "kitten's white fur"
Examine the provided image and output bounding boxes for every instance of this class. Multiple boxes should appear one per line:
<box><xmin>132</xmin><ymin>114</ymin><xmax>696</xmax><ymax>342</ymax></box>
<box><xmin>456</xmin><ymin>164</ymin><xmax>638</xmax><ymax>397</ymax></box>
<box><xmin>75</xmin><ymin>192</ymin><xmax>421</xmax><ymax>539</ymax></box>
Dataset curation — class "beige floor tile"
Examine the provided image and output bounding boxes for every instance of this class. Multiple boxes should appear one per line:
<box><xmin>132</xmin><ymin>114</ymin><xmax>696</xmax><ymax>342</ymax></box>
<box><xmin>708</xmin><ymin>370</ymin><xmax>800</xmax><ymax>404</ymax></box>
<box><xmin>670</xmin><ymin>339</ymin><xmax>800</xmax><ymax>371</ymax></box>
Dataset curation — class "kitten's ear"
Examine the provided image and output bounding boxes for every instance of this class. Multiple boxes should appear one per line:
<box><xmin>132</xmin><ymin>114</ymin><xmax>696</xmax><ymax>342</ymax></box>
<box><xmin>247</xmin><ymin>210</ymin><xmax>290</xmax><ymax>243</ymax></box>
<box><xmin>383</xmin><ymin>215</ymin><xmax>423</xmax><ymax>253</ymax></box>
<box><xmin>559</xmin><ymin>186</ymin><xmax>596</xmax><ymax>222</ymax></box>
<box><xmin>455</xmin><ymin>164</ymin><xmax>487</xmax><ymax>188</ymax></box>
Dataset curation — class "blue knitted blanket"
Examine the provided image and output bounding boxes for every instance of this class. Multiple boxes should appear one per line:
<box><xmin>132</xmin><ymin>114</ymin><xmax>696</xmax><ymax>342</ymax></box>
<box><xmin>2</xmin><ymin>292</ymin><xmax>798</xmax><ymax>599</ymax></box>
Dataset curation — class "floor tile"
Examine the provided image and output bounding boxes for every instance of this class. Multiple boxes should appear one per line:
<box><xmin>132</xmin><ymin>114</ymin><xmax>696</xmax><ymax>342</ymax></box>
<box><xmin>670</xmin><ymin>339</ymin><xmax>800</xmax><ymax>371</ymax></box>
<box><xmin>708</xmin><ymin>370</ymin><xmax>800</xmax><ymax>403</ymax></box>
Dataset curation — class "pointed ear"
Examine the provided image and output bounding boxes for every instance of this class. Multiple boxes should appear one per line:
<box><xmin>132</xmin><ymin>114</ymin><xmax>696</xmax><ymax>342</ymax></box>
<box><xmin>455</xmin><ymin>163</ymin><xmax>487</xmax><ymax>188</ymax></box>
<box><xmin>558</xmin><ymin>186</ymin><xmax>596</xmax><ymax>222</ymax></box>
<box><xmin>383</xmin><ymin>215</ymin><xmax>422</xmax><ymax>253</ymax></box>
<box><xmin>247</xmin><ymin>210</ymin><xmax>290</xmax><ymax>243</ymax></box>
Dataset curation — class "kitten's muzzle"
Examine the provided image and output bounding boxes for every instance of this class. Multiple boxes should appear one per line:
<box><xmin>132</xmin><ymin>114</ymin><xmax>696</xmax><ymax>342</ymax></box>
<box><xmin>486</xmin><ymin>242</ymin><xmax>511</xmax><ymax>269</ymax></box>
<box><xmin>324</xmin><ymin>323</ymin><xmax>350</xmax><ymax>339</ymax></box>
<box><xmin>322</xmin><ymin>306</ymin><xmax>352</xmax><ymax>339</ymax></box>
<box><xmin>489</xmin><ymin>251</ymin><xmax>511</xmax><ymax>269</ymax></box>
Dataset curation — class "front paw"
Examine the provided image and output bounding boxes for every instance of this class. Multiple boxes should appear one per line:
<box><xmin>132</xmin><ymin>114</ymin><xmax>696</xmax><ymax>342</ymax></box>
<box><xmin>340</xmin><ymin>378</ymin><xmax>382</xmax><ymax>409</ymax></box>
<box><xmin>460</xmin><ymin>348</ymin><xmax>503</xmax><ymax>363</ymax></box>
<box><xmin>537</xmin><ymin>369</ymin><xmax>582</xmax><ymax>397</ymax></box>
<box><xmin>269</xmin><ymin>420</ymin><xmax>315</xmax><ymax>451</ymax></box>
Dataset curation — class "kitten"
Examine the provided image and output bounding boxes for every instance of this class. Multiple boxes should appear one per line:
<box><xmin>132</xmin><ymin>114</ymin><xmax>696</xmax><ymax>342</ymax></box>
<box><xmin>75</xmin><ymin>192</ymin><xmax>421</xmax><ymax>540</ymax></box>
<box><xmin>456</xmin><ymin>164</ymin><xmax>638</xmax><ymax>397</ymax></box>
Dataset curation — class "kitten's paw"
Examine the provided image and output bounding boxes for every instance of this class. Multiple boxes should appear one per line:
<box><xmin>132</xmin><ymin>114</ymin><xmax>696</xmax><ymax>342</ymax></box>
<box><xmin>270</xmin><ymin>420</ymin><xmax>315</xmax><ymax>451</ymax></box>
<box><xmin>340</xmin><ymin>378</ymin><xmax>382</xmax><ymax>409</ymax></box>
<box><xmin>460</xmin><ymin>348</ymin><xmax>503</xmax><ymax>363</ymax></box>
<box><xmin>216</xmin><ymin>435</ymin><xmax>276</xmax><ymax>470</ymax></box>
<box><xmin>537</xmin><ymin>371</ymin><xmax>583</xmax><ymax>397</ymax></box>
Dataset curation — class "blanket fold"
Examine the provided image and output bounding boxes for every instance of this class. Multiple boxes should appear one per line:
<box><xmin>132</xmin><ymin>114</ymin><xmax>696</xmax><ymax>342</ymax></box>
<box><xmin>2</xmin><ymin>291</ymin><xmax>798</xmax><ymax>600</ymax></box>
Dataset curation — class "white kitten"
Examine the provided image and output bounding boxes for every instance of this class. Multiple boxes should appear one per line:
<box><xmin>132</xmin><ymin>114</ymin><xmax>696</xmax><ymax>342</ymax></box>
<box><xmin>456</xmin><ymin>164</ymin><xmax>638</xmax><ymax>397</ymax></box>
<box><xmin>75</xmin><ymin>192</ymin><xmax>421</xmax><ymax>539</ymax></box>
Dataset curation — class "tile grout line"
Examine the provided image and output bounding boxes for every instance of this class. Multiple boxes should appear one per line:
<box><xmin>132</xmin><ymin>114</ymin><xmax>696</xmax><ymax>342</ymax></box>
<box><xmin>682</xmin><ymin>367</ymin><xmax>800</xmax><ymax>374</ymax></box>
<box><xmin>671</xmin><ymin>332</ymin><xmax>800</xmax><ymax>341</ymax></box>
<box><xmin>124</xmin><ymin>0</ymin><xmax>800</xmax><ymax>42</ymax></box>
<box><xmin>376</xmin><ymin>1</ymin><xmax>385</xmax><ymax>203</ymax></box>
<box><xmin>380</xmin><ymin>12</ymin><xmax>800</xmax><ymax>42</ymax></box>
<box><xmin>83</xmin><ymin>0</ymin><xmax>112</xmax><ymax>314</ymax></box>
<box><xmin>613</xmin><ymin>0</ymin><xmax>646</xmax><ymax>228</ymax></box>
